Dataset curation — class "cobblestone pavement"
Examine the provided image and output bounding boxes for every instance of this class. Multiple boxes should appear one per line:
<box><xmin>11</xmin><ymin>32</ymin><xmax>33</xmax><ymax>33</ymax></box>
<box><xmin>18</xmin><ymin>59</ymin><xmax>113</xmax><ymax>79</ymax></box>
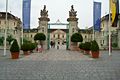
<box><xmin>19</xmin><ymin>48</ymin><xmax>93</xmax><ymax>61</ymax></box>
<box><xmin>0</xmin><ymin>48</ymin><xmax>120</xmax><ymax>80</ymax></box>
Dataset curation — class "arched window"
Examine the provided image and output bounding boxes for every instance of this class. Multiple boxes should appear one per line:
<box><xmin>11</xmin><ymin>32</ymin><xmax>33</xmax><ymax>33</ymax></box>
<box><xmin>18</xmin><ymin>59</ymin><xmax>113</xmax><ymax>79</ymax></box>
<box><xmin>85</xmin><ymin>35</ymin><xmax>87</xmax><ymax>38</ymax></box>
<box><xmin>14</xmin><ymin>22</ymin><xmax>15</xmax><ymax>26</ymax></box>
<box><xmin>58</xmin><ymin>34</ymin><xmax>60</xmax><ymax>39</ymax></box>
<box><xmin>42</xmin><ymin>27</ymin><xmax>44</xmax><ymax>32</ymax></box>
<box><xmin>62</xmin><ymin>35</ymin><xmax>64</xmax><ymax>38</ymax></box>
<box><xmin>54</xmin><ymin>34</ymin><xmax>55</xmax><ymax>38</ymax></box>
<box><xmin>72</xmin><ymin>28</ymin><xmax>74</xmax><ymax>32</ymax></box>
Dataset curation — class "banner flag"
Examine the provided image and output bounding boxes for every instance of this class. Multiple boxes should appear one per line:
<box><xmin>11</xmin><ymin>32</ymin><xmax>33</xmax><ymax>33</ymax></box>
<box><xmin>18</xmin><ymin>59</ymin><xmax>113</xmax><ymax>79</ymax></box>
<box><xmin>22</xmin><ymin>0</ymin><xmax>31</xmax><ymax>30</ymax></box>
<box><xmin>93</xmin><ymin>2</ymin><xmax>101</xmax><ymax>32</ymax></box>
<box><xmin>110</xmin><ymin>0</ymin><xmax>119</xmax><ymax>27</ymax></box>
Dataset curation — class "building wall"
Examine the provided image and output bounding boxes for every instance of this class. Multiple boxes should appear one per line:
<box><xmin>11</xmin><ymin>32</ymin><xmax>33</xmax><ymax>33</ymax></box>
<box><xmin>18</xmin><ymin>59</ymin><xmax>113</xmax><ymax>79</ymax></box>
<box><xmin>50</xmin><ymin>29</ymin><xmax>66</xmax><ymax>45</ymax></box>
<box><xmin>95</xmin><ymin>15</ymin><xmax>119</xmax><ymax>49</ymax></box>
<box><xmin>0</xmin><ymin>12</ymin><xmax>22</xmax><ymax>47</ymax></box>
<box><xmin>23</xmin><ymin>32</ymin><xmax>37</xmax><ymax>43</ymax></box>
<box><xmin>68</xmin><ymin>21</ymin><xmax>78</xmax><ymax>49</ymax></box>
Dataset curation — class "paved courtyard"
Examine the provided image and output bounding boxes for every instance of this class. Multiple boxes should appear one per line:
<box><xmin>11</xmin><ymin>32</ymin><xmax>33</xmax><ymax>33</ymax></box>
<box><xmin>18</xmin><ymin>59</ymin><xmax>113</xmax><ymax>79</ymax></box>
<box><xmin>0</xmin><ymin>47</ymin><xmax>120</xmax><ymax>80</ymax></box>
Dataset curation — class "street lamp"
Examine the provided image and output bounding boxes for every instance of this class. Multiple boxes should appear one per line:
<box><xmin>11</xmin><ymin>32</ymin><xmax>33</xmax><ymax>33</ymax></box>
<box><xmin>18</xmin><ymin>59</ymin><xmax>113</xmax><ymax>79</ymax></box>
<box><xmin>3</xmin><ymin>0</ymin><xmax>8</xmax><ymax>56</ymax></box>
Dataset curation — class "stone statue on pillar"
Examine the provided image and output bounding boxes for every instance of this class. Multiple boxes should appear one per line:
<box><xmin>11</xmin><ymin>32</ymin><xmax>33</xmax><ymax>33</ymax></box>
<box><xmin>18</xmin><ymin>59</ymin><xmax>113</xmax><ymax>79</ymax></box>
<box><xmin>69</xmin><ymin>5</ymin><xmax>77</xmax><ymax>18</ymax></box>
<box><xmin>38</xmin><ymin>5</ymin><xmax>50</xmax><ymax>50</ymax></box>
<box><xmin>67</xmin><ymin>5</ymin><xmax>79</xmax><ymax>50</ymax></box>
<box><xmin>40</xmin><ymin>5</ymin><xmax>48</xmax><ymax>17</ymax></box>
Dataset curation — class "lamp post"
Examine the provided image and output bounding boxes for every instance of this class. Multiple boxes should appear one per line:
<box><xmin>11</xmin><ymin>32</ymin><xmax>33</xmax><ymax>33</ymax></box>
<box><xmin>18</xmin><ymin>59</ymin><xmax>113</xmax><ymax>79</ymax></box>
<box><xmin>4</xmin><ymin>0</ymin><xmax>8</xmax><ymax>56</ymax></box>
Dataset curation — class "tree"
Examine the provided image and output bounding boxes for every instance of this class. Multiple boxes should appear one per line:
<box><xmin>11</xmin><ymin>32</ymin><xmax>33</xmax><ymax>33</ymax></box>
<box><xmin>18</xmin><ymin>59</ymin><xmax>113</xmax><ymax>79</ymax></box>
<box><xmin>10</xmin><ymin>39</ymin><xmax>20</xmax><ymax>52</ymax></box>
<box><xmin>34</xmin><ymin>33</ymin><xmax>46</xmax><ymax>47</ymax></box>
<box><xmin>84</xmin><ymin>42</ymin><xmax>91</xmax><ymax>51</ymax></box>
<box><xmin>34</xmin><ymin>33</ymin><xmax>46</xmax><ymax>42</ymax></box>
<box><xmin>90</xmin><ymin>40</ymin><xmax>99</xmax><ymax>52</ymax></box>
<box><xmin>7</xmin><ymin>35</ymin><xmax>14</xmax><ymax>45</ymax></box>
<box><xmin>0</xmin><ymin>37</ymin><xmax>4</xmax><ymax>45</ymax></box>
<box><xmin>71</xmin><ymin>33</ymin><xmax>83</xmax><ymax>42</ymax></box>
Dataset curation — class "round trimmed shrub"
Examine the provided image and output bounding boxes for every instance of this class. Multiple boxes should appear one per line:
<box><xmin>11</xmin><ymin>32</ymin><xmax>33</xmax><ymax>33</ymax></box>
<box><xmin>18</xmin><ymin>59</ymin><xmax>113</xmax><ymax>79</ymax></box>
<box><xmin>84</xmin><ymin>42</ymin><xmax>91</xmax><ymax>51</ymax></box>
<box><xmin>34</xmin><ymin>33</ymin><xmax>46</xmax><ymax>41</ymax></box>
<box><xmin>71</xmin><ymin>33</ymin><xmax>83</xmax><ymax>42</ymax></box>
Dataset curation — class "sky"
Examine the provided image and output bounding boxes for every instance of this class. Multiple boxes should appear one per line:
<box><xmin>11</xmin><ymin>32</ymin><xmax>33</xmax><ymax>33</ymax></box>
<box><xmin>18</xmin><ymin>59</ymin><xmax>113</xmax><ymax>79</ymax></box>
<box><xmin>0</xmin><ymin>0</ymin><xmax>110</xmax><ymax>29</ymax></box>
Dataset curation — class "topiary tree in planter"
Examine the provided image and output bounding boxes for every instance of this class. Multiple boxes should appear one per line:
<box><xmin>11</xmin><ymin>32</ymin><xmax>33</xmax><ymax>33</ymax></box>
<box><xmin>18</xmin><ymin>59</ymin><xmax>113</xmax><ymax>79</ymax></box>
<box><xmin>71</xmin><ymin>33</ymin><xmax>83</xmax><ymax>51</ymax></box>
<box><xmin>34</xmin><ymin>33</ymin><xmax>46</xmax><ymax>48</ymax></box>
<box><xmin>90</xmin><ymin>40</ymin><xmax>99</xmax><ymax>58</ymax></box>
<box><xmin>10</xmin><ymin>39</ymin><xmax>20</xmax><ymax>59</ymax></box>
<box><xmin>21</xmin><ymin>43</ymin><xmax>30</xmax><ymax>55</ymax></box>
<box><xmin>84</xmin><ymin>42</ymin><xmax>91</xmax><ymax>54</ymax></box>
<box><xmin>29</xmin><ymin>43</ymin><xmax>37</xmax><ymax>53</ymax></box>
<box><xmin>71</xmin><ymin>33</ymin><xmax>83</xmax><ymax>43</ymax></box>
<box><xmin>79</xmin><ymin>43</ymin><xmax>85</xmax><ymax>53</ymax></box>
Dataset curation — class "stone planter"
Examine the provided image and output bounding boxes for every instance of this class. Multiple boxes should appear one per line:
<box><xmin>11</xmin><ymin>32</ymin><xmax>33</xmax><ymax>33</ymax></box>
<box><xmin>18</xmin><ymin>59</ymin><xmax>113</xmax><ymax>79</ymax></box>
<box><xmin>70</xmin><ymin>42</ymin><xmax>79</xmax><ymax>51</ymax></box>
<box><xmin>91</xmin><ymin>51</ymin><xmax>99</xmax><ymax>58</ymax></box>
<box><xmin>23</xmin><ymin>51</ymin><xmax>29</xmax><ymax>55</ymax></box>
<box><xmin>85</xmin><ymin>50</ymin><xmax>90</xmax><ymax>55</ymax></box>
<box><xmin>11</xmin><ymin>52</ymin><xmax>19</xmax><ymax>59</ymax></box>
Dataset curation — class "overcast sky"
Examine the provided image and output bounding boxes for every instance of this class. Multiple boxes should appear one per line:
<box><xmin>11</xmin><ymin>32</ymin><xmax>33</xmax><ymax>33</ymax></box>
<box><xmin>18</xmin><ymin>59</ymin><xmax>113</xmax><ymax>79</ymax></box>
<box><xmin>0</xmin><ymin>0</ymin><xmax>110</xmax><ymax>29</ymax></box>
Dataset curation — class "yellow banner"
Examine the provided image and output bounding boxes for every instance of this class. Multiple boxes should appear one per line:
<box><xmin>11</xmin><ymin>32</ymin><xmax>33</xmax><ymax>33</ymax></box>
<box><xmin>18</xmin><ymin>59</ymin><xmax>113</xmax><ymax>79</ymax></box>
<box><xmin>110</xmin><ymin>0</ymin><xmax>117</xmax><ymax>25</ymax></box>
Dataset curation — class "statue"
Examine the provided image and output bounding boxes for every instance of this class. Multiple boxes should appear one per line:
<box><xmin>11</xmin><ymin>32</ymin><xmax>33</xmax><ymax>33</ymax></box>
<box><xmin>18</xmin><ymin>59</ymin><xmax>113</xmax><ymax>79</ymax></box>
<box><xmin>40</xmin><ymin>5</ymin><xmax>48</xmax><ymax>17</ymax></box>
<box><xmin>69</xmin><ymin>5</ymin><xmax>77</xmax><ymax>17</ymax></box>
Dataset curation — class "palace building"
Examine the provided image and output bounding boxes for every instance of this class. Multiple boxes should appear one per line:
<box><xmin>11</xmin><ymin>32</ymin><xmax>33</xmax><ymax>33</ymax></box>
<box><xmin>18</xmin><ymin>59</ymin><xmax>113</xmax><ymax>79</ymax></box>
<box><xmin>0</xmin><ymin>12</ymin><xmax>22</xmax><ymax>47</ymax></box>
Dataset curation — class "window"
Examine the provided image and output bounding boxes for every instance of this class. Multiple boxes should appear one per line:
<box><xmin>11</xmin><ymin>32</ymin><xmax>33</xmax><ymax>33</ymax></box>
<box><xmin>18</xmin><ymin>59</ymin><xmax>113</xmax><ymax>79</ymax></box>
<box><xmin>0</xmin><ymin>21</ymin><xmax>1</xmax><ymax>24</ymax></box>
<box><xmin>72</xmin><ymin>28</ymin><xmax>74</xmax><ymax>32</ymax></box>
<box><xmin>102</xmin><ymin>31</ymin><xmax>104</xmax><ymax>36</ymax></box>
<box><xmin>42</xmin><ymin>27</ymin><xmax>44</xmax><ymax>32</ymax></box>
<box><xmin>85</xmin><ymin>35</ymin><xmax>87</xmax><ymax>38</ymax></box>
<box><xmin>62</xmin><ymin>35</ymin><xmax>64</xmax><ymax>38</ymax></box>
<box><xmin>31</xmin><ymin>34</ymin><xmax>32</xmax><ymax>38</ymax></box>
<box><xmin>54</xmin><ymin>34</ymin><xmax>55</xmax><ymax>38</ymax></box>
<box><xmin>103</xmin><ymin>40</ymin><xmax>104</xmax><ymax>44</ymax></box>
<box><xmin>58</xmin><ymin>34</ymin><xmax>60</xmax><ymax>39</ymax></box>
<box><xmin>100</xmin><ymin>40</ymin><xmax>102</xmax><ymax>44</ymax></box>
<box><xmin>14</xmin><ymin>22</ymin><xmax>15</xmax><ymax>26</ymax></box>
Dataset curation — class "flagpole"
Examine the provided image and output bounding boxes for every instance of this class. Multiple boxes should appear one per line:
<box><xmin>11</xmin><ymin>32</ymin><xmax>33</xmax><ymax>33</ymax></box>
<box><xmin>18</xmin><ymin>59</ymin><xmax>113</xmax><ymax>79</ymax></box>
<box><xmin>109</xmin><ymin>0</ymin><xmax>111</xmax><ymax>56</ymax></box>
<box><xmin>93</xmin><ymin>25</ymin><xmax>95</xmax><ymax>40</ymax></box>
<box><xmin>93</xmin><ymin>1</ymin><xmax>95</xmax><ymax>40</ymax></box>
<box><xmin>4</xmin><ymin>0</ymin><xmax>8</xmax><ymax>56</ymax></box>
<box><xmin>21</xmin><ymin>24</ymin><xmax>23</xmax><ymax>45</ymax></box>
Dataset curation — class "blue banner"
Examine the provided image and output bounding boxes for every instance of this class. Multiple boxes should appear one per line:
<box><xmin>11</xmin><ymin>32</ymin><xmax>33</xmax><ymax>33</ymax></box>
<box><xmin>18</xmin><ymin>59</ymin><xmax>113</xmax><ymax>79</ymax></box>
<box><xmin>93</xmin><ymin>2</ymin><xmax>101</xmax><ymax>31</ymax></box>
<box><xmin>22</xmin><ymin>0</ymin><xmax>31</xmax><ymax>30</ymax></box>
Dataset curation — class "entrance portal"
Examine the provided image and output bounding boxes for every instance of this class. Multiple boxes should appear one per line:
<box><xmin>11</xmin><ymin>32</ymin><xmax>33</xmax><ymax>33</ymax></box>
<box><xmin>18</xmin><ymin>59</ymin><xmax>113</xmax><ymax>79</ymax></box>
<box><xmin>47</xmin><ymin>23</ymin><xmax>69</xmax><ymax>50</ymax></box>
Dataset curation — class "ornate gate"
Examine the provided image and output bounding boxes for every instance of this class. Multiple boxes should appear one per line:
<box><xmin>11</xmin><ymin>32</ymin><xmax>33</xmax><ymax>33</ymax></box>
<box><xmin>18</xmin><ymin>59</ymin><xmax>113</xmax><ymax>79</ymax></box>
<box><xmin>47</xmin><ymin>23</ymin><xmax>69</xmax><ymax>50</ymax></box>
